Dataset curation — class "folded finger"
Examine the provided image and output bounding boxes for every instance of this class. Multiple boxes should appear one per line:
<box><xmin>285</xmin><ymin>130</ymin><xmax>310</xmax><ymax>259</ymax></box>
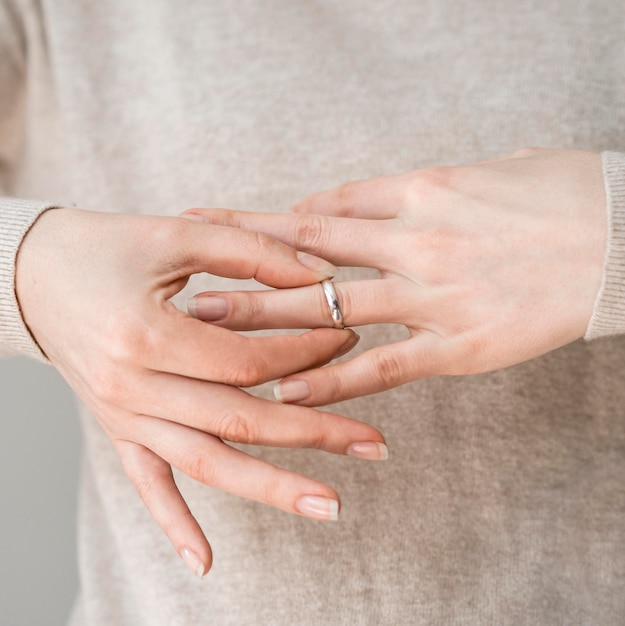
<box><xmin>114</xmin><ymin>439</ymin><xmax>213</xmax><ymax>577</ymax></box>
<box><xmin>174</xmin><ymin>219</ymin><xmax>337</xmax><ymax>287</ymax></box>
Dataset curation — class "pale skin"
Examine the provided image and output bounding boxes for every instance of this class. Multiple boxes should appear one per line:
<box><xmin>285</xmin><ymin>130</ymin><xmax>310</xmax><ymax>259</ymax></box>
<box><xmin>183</xmin><ymin>148</ymin><xmax>608</xmax><ymax>406</ymax></box>
<box><xmin>14</xmin><ymin>147</ymin><xmax>607</xmax><ymax>577</ymax></box>
<box><xmin>15</xmin><ymin>210</ymin><xmax>387</xmax><ymax>577</ymax></box>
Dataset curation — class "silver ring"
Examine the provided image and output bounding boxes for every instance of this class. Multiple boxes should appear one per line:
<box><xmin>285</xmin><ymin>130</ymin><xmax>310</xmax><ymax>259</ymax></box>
<box><xmin>321</xmin><ymin>279</ymin><xmax>345</xmax><ymax>329</ymax></box>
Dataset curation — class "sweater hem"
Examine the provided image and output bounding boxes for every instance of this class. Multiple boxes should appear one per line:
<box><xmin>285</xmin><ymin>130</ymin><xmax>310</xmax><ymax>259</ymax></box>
<box><xmin>584</xmin><ymin>152</ymin><xmax>625</xmax><ymax>340</ymax></box>
<box><xmin>0</xmin><ymin>197</ymin><xmax>56</xmax><ymax>360</ymax></box>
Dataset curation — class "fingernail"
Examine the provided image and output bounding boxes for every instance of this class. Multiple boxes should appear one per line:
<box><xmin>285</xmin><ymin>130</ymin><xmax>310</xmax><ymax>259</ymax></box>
<box><xmin>295</xmin><ymin>495</ymin><xmax>340</xmax><ymax>521</ymax></box>
<box><xmin>188</xmin><ymin>296</ymin><xmax>228</xmax><ymax>321</ymax></box>
<box><xmin>335</xmin><ymin>331</ymin><xmax>360</xmax><ymax>358</ymax></box>
<box><xmin>273</xmin><ymin>379</ymin><xmax>310</xmax><ymax>403</ymax></box>
<box><xmin>346</xmin><ymin>442</ymin><xmax>389</xmax><ymax>461</ymax></box>
<box><xmin>180</xmin><ymin>212</ymin><xmax>205</xmax><ymax>222</ymax></box>
<box><xmin>180</xmin><ymin>547</ymin><xmax>206</xmax><ymax>578</ymax></box>
<box><xmin>296</xmin><ymin>251</ymin><xmax>339</xmax><ymax>278</ymax></box>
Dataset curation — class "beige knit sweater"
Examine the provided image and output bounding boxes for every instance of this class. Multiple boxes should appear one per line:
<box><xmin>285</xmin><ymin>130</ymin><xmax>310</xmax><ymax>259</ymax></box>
<box><xmin>2</xmin><ymin>1</ymin><xmax>625</xmax><ymax>624</ymax></box>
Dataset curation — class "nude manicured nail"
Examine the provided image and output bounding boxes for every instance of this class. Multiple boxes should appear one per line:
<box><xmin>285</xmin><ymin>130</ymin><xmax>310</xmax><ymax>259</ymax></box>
<box><xmin>188</xmin><ymin>296</ymin><xmax>228</xmax><ymax>321</ymax></box>
<box><xmin>346</xmin><ymin>442</ymin><xmax>389</xmax><ymax>461</ymax></box>
<box><xmin>180</xmin><ymin>212</ymin><xmax>205</xmax><ymax>222</ymax></box>
<box><xmin>296</xmin><ymin>251</ymin><xmax>339</xmax><ymax>278</ymax></box>
<box><xmin>295</xmin><ymin>495</ymin><xmax>340</xmax><ymax>521</ymax></box>
<box><xmin>273</xmin><ymin>379</ymin><xmax>310</xmax><ymax>403</ymax></box>
<box><xmin>335</xmin><ymin>331</ymin><xmax>360</xmax><ymax>358</ymax></box>
<box><xmin>180</xmin><ymin>547</ymin><xmax>206</xmax><ymax>578</ymax></box>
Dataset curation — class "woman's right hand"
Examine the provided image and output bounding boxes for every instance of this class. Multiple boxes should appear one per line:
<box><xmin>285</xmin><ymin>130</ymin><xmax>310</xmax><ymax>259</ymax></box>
<box><xmin>184</xmin><ymin>148</ymin><xmax>607</xmax><ymax>406</ymax></box>
<box><xmin>15</xmin><ymin>208</ymin><xmax>387</xmax><ymax>576</ymax></box>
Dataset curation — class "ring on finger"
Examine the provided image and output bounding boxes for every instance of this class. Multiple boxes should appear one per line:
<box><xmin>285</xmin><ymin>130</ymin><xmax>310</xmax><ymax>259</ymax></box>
<box><xmin>321</xmin><ymin>279</ymin><xmax>345</xmax><ymax>329</ymax></box>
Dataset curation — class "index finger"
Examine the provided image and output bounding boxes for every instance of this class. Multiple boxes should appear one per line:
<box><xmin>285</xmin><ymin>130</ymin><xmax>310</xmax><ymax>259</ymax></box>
<box><xmin>181</xmin><ymin>209</ymin><xmax>396</xmax><ymax>268</ymax></box>
<box><xmin>174</xmin><ymin>218</ymin><xmax>338</xmax><ymax>287</ymax></box>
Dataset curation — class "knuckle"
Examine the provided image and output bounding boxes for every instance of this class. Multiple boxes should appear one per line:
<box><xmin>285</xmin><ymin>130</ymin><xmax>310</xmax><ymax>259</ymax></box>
<box><xmin>158</xmin><ymin>516</ymin><xmax>178</xmax><ymax>539</ymax></box>
<box><xmin>243</xmin><ymin>230</ymin><xmax>277</xmax><ymax>258</ymax></box>
<box><xmin>256</xmin><ymin>474</ymin><xmax>283</xmax><ymax>507</ymax></box>
<box><xmin>89</xmin><ymin>365</ymin><xmax>127</xmax><ymax>404</ymax></box>
<box><xmin>308</xmin><ymin>412</ymin><xmax>334</xmax><ymax>450</ymax></box>
<box><xmin>180</xmin><ymin>451</ymin><xmax>216</xmax><ymax>486</ymax></box>
<box><xmin>130</xmin><ymin>472</ymin><xmax>154</xmax><ymax>503</ymax></box>
<box><xmin>144</xmin><ymin>217</ymin><xmax>203</xmax><ymax>275</ymax></box>
<box><xmin>405</xmin><ymin>166</ymin><xmax>454</xmax><ymax>203</ymax></box>
<box><xmin>239</xmin><ymin>293</ymin><xmax>266</xmax><ymax>323</ymax></box>
<box><xmin>449</xmin><ymin>333</ymin><xmax>486</xmax><ymax>375</ymax></box>
<box><xmin>223</xmin><ymin>353</ymin><xmax>269</xmax><ymax>387</ymax></box>
<box><xmin>104</xmin><ymin>310</ymin><xmax>155</xmax><ymax>364</ymax></box>
<box><xmin>334</xmin><ymin>181</ymin><xmax>360</xmax><ymax>214</ymax></box>
<box><xmin>370</xmin><ymin>350</ymin><xmax>405</xmax><ymax>389</ymax></box>
<box><xmin>144</xmin><ymin>216</ymin><xmax>188</xmax><ymax>259</ymax></box>
<box><xmin>161</xmin><ymin>509</ymin><xmax>196</xmax><ymax>539</ymax></box>
<box><xmin>90</xmin><ymin>314</ymin><xmax>158</xmax><ymax>403</ymax></box>
<box><xmin>215</xmin><ymin>208</ymin><xmax>242</xmax><ymax>227</ymax></box>
<box><xmin>216</xmin><ymin>412</ymin><xmax>257</xmax><ymax>443</ymax></box>
<box><xmin>316</xmin><ymin>372</ymin><xmax>346</xmax><ymax>407</ymax></box>
<box><xmin>292</xmin><ymin>214</ymin><xmax>330</xmax><ymax>251</ymax></box>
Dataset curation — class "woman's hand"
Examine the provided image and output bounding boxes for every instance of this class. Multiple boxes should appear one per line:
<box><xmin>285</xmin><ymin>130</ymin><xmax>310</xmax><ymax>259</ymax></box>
<box><xmin>183</xmin><ymin>148</ymin><xmax>607</xmax><ymax>406</ymax></box>
<box><xmin>15</xmin><ymin>209</ymin><xmax>387</xmax><ymax>576</ymax></box>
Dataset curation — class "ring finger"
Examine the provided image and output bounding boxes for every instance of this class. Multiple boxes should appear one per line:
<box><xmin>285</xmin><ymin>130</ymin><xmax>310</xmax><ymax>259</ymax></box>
<box><xmin>187</xmin><ymin>278</ymin><xmax>417</xmax><ymax>330</ymax></box>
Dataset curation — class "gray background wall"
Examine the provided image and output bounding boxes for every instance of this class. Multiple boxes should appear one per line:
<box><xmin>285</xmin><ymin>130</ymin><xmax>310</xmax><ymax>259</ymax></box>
<box><xmin>0</xmin><ymin>356</ymin><xmax>80</xmax><ymax>626</ymax></box>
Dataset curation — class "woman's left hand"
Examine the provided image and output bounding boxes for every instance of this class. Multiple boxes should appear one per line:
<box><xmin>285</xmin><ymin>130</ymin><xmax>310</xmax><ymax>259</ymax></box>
<box><xmin>182</xmin><ymin>148</ymin><xmax>607</xmax><ymax>406</ymax></box>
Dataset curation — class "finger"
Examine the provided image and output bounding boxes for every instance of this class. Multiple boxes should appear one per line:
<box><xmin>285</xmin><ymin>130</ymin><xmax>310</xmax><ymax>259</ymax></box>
<box><xmin>114</xmin><ymin>372</ymin><xmax>386</xmax><ymax>457</ymax></box>
<box><xmin>188</xmin><ymin>278</ymin><xmax>415</xmax><ymax>330</ymax></box>
<box><xmin>174</xmin><ymin>219</ymin><xmax>338</xmax><ymax>287</ymax></box>
<box><xmin>291</xmin><ymin>176</ymin><xmax>403</xmax><ymax>218</ymax></box>
<box><xmin>134</xmin><ymin>417</ymin><xmax>344</xmax><ymax>522</ymax></box>
<box><xmin>148</xmin><ymin>317</ymin><xmax>361</xmax><ymax>386</ymax></box>
<box><xmin>114</xmin><ymin>439</ymin><xmax>213</xmax><ymax>577</ymax></box>
<box><xmin>273</xmin><ymin>334</ymin><xmax>449</xmax><ymax>406</ymax></box>
<box><xmin>181</xmin><ymin>209</ymin><xmax>396</xmax><ymax>268</ymax></box>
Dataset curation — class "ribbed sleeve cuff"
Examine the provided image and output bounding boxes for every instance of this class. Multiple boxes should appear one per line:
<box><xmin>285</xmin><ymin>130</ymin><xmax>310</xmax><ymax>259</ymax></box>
<box><xmin>0</xmin><ymin>197</ymin><xmax>55</xmax><ymax>360</ymax></box>
<box><xmin>585</xmin><ymin>152</ymin><xmax>625</xmax><ymax>340</ymax></box>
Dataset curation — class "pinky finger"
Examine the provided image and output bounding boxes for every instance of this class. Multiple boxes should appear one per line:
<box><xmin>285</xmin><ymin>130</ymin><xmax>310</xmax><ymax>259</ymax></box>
<box><xmin>114</xmin><ymin>440</ymin><xmax>213</xmax><ymax>578</ymax></box>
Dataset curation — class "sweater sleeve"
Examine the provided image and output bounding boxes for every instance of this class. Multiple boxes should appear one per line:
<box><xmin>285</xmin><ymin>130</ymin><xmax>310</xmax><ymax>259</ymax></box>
<box><xmin>584</xmin><ymin>151</ymin><xmax>625</xmax><ymax>340</ymax></box>
<box><xmin>0</xmin><ymin>1</ymin><xmax>52</xmax><ymax>360</ymax></box>
<box><xmin>0</xmin><ymin>198</ymin><xmax>53</xmax><ymax>360</ymax></box>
